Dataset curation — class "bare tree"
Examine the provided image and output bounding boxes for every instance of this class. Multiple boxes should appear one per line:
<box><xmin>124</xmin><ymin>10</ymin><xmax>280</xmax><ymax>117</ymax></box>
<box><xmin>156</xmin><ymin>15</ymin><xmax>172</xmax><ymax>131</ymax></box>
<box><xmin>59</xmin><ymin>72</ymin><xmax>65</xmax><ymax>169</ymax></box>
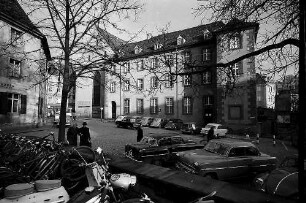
<box><xmin>20</xmin><ymin>0</ymin><xmax>141</xmax><ymax>141</ymax></box>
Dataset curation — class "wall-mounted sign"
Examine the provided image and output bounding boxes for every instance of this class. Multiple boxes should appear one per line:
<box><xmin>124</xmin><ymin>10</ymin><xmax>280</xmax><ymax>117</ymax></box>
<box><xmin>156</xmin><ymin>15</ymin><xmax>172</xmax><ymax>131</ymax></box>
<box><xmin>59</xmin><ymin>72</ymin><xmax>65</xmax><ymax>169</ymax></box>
<box><xmin>0</xmin><ymin>83</ymin><xmax>14</xmax><ymax>89</ymax></box>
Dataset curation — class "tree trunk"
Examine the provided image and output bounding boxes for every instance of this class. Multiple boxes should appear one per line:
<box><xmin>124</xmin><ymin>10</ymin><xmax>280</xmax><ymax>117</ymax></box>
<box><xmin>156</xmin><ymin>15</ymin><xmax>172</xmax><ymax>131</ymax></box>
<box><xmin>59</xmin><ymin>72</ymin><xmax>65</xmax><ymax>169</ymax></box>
<box><xmin>58</xmin><ymin>0</ymin><xmax>70</xmax><ymax>142</ymax></box>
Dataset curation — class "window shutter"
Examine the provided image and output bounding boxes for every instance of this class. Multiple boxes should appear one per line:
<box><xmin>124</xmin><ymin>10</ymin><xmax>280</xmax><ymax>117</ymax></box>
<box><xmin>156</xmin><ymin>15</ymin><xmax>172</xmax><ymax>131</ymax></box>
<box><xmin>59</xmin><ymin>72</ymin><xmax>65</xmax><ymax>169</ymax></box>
<box><xmin>20</xmin><ymin>95</ymin><xmax>27</xmax><ymax>114</ymax></box>
<box><xmin>238</xmin><ymin>61</ymin><xmax>243</xmax><ymax>75</ymax></box>
<box><xmin>0</xmin><ymin>92</ymin><xmax>8</xmax><ymax>114</ymax></box>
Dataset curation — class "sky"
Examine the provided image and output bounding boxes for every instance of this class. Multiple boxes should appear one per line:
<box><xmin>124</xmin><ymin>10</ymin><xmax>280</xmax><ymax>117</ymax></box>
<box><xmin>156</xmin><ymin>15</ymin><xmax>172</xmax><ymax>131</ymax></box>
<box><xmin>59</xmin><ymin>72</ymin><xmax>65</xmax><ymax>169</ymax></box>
<box><xmin>113</xmin><ymin>0</ymin><xmax>208</xmax><ymax>41</ymax></box>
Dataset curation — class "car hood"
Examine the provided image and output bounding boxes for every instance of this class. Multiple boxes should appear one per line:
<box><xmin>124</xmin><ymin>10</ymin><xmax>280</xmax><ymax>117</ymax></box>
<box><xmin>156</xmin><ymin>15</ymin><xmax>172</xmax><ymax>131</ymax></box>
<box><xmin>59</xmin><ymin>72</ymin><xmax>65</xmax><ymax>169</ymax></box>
<box><xmin>126</xmin><ymin>143</ymin><xmax>167</xmax><ymax>151</ymax></box>
<box><xmin>177</xmin><ymin>149</ymin><xmax>226</xmax><ymax>165</ymax></box>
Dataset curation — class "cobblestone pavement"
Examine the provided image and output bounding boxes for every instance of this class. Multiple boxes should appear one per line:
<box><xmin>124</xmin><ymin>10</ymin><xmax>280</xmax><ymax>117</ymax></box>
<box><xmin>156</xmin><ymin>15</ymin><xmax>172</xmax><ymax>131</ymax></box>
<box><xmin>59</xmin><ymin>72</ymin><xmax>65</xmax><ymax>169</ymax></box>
<box><xmin>1</xmin><ymin>118</ymin><xmax>297</xmax><ymax>164</ymax></box>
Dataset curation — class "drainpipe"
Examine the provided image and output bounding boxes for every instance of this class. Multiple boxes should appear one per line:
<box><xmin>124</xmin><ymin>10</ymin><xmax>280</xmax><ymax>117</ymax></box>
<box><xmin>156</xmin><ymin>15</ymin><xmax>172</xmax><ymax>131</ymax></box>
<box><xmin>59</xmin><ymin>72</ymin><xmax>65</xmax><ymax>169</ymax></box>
<box><xmin>176</xmin><ymin>49</ymin><xmax>179</xmax><ymax>119</ymax></box>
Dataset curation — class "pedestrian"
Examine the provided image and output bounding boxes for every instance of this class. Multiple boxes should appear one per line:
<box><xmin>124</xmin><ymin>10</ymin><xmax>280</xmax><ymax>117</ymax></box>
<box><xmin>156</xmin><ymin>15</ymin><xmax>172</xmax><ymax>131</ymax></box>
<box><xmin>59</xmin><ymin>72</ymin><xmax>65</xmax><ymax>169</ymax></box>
<box><xmin>207</xmin><ymin>126</ymin><xmax>215</xmax><ymax>142</ymax></box>
<box><xmin>137</xmin><ymin>125</ymin><xmax>143</xmax><ymax>142</ymax></box>
<box><xmin>66</xmin><ymin>122</ymin><xmax>79</xmax><ymax>146</ymax></box>
<box><xmin>79</xmin><ymin>121</ymin><xmax>91</xmax><ymax>147</ymax></box>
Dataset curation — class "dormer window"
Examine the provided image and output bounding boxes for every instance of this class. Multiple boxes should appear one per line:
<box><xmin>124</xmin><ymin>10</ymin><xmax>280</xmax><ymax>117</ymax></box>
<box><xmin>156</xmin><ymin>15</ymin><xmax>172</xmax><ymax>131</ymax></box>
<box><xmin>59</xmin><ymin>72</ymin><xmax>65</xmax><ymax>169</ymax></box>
<box><xmin>154</xmin><ymin>43</ymin><xmax>163</xmax><ymax>50</ymax></box>
<box><xmin>177</xmin><ymin>35</ymin><xmax>185</xmax><ymax>45</ymax></box>
<box><xmin>203</xmin><ymin>29</ymin><xmax>211</xmax><ymax>40</ymax></box>
<box><xmin>134</xmin><ymin>46</ymin><xmax>142</xmax><ymax>54</ymax></box>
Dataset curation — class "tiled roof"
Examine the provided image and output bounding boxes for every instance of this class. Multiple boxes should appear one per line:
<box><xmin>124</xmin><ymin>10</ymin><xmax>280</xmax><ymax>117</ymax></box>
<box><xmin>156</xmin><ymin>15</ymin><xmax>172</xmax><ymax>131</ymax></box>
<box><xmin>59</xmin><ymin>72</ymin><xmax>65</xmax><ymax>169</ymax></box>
<box><xmin>98</xmin><ymin>28</ymin><xmax>127</xmax><ymax>52</ymax></box>
<box><xmin>0</xmin><ymin>0</ymin><xmax>43</xmax><ymax>38</ymax></box>
<box><xmin>117</xmin><ymin>21</ymin><xmax>224</xmax><ymax>59</ymax></box>
<box><xmin>0</xmin><ymin>0</ymin><xmax>51</xmax><ymax>60</ymax></box>
<box><xmin>214</xmin><ymin>18</ymin><xmax>259</xmax><ymax>34</ymax></box>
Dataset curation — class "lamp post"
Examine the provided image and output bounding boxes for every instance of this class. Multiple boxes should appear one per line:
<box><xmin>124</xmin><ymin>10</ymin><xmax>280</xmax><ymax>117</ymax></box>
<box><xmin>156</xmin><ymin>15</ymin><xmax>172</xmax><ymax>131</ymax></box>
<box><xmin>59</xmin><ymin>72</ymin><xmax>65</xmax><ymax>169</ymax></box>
<box><xmin>100</xmin><ymin>107</ymin><xmax>103</xmax><ymax>122</ymax></box>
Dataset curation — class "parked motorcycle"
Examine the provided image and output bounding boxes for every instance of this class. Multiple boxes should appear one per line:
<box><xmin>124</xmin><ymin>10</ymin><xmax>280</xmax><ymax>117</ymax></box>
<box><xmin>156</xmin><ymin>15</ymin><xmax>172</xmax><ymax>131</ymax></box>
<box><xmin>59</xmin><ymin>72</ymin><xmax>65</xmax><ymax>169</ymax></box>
<box><xmin>68</xmin><ymin>147</ymin><xmax>154</xmax><ymax>203</ymax></box>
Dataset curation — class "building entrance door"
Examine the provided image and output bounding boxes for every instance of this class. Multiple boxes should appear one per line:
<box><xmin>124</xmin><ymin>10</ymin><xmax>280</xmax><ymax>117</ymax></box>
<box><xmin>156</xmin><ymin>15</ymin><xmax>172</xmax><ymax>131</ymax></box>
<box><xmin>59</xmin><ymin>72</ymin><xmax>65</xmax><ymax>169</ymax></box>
<box><xmin>112</xmin><ymin>101</ymin><xmax>116</xmax><ymax>119</ymax></box>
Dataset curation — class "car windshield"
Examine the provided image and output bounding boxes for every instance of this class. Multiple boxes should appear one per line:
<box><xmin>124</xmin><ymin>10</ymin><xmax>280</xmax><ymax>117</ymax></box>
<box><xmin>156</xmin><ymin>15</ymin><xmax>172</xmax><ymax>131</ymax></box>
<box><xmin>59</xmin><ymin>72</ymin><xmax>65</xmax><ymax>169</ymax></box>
<box><xmin>204</xmin><ymin>142</ymin><xmax>228</xmax><ymax>156</ymax></box>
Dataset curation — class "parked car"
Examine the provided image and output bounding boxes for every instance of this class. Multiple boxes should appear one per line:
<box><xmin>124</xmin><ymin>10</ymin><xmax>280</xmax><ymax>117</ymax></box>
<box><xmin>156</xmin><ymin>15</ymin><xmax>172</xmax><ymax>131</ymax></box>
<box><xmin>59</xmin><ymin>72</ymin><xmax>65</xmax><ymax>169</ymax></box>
<box><xmin>149</xmin><ymin>118</ymin><xmax>168</xmax><ymax>128</ymax></box>
<box><xmin>164</xmin><ymin>119</ymin><xmax>184</xmax><ymax>130</ymax></box>
<box><xmin>253</xmin><ymin>155</ymin><xmax>305</xmax><ymax>200</ymax></box>
<box><xmin>200</xmin><ymin>123</ymin><xmax>229</xmax><ymax>137</ymax></box>
<box><xmin>181</xmin><ymin>122</ymin><xmax>201</xmax><ymax>134</ymax></box>
<box><xmin>125</xmin><ymin>133</ymin><xmax>204</xmax><ymax>166</ymax></box>
<box><xmin>116</xmin><ymin>116</ymin><xmax>133</xmax><ymax>128</ymax></box>
<box><xmin>175</xmin><ymin>138</ymin><xmax>277</xmax><ymax>181</ymax></box>
<box><xmin>135</xmin><ymin>117</ymin><xmax>154</xmax><ymax>127</ymax></box>
<box><xmin>130</xmin><ymin>116</ymin><xmax>142</xmax><ymax>128</ymax></box>
<box><xmin>115</xmin><ymin>115</ymin><xmax>127</xmax><ymax>125</ymax></box>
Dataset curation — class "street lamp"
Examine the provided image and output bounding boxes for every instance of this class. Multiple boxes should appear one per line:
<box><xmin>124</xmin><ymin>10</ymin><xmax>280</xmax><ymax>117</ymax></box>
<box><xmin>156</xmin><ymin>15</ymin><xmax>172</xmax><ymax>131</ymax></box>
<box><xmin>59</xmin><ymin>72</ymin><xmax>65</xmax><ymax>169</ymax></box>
<box><xmin>100</xmin><ymin>107</ymin><xmax>103</xmax><ymax>122</ymax></box>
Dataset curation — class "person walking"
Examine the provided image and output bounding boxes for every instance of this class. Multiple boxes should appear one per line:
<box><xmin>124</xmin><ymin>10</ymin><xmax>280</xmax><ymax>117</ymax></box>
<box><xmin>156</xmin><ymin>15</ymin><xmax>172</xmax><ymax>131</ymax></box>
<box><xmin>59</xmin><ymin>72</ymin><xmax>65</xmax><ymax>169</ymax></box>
<box><xmin>79</xmin><ymin>121</ymin><xmax>91</xmax><ymax>147</ymax></box>
<box><xmin>207</xmin><ymin>126</ymin><xmax>215</xmax><ymax>142</ymax></box>
<box><xmin>137</xmin><ymin>125</ymin><xmax>143</xmax><ymax>142</ymax></box>
<box><xmin>66</xmin><ymin>123</ymin><xmax>78</xmax><ymax>146</ymax></box>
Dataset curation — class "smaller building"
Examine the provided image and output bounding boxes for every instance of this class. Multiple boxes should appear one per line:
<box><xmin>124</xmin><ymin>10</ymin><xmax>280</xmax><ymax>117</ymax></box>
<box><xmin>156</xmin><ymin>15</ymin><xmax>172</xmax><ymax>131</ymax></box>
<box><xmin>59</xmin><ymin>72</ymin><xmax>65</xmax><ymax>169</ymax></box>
<box><xmin>0</xmin><ymin>0</ymin><xmax>50</xmax><ymax>126</ymax></box>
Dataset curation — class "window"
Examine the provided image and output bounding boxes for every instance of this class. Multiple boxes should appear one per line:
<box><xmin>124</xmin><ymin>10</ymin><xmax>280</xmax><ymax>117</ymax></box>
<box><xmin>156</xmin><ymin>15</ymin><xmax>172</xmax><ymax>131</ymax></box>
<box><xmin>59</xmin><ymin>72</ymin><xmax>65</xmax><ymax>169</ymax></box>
<box><xmin>202</xmin><ymin>71</ymin><xmax>212</xmax><ymax>84</ymax></box>
<box><xmin>228</xmin><ymin>105</ymin><xmax>243</xmax><ymax>120</ymax></box>
<box><xmin>137</xmin><ymin>60</ymin><xmax>144</xmax><ymax>71</ymax></box>
<box><xmin>11</xmin><ymin>28</ymin><xmax>22</xmax><ymax>45</ymax></box>
<box><xmin>165</xmin><ymin>97</ymin><xmax>174</xmax><ymax>114</ymax></box>
<box><xmin>203</xmin><ymin>29</ymin><xmax>211</xmax><ymax>39</ymax></box>
<box><xmin>124</xmin><ymin>99</ymin><xmax>130</xmax><ymax>114</ymax></box>
<box><xmin>150</xmin><ymin>76</ymin><xmax>158</xmax><ymax>89</ymax></box>
<box><xmin>257</xmin><ymin>95</ymin><xmax>262</xmax><ymax>101</ymax></box>
<box><xmin>150</xmin><ymin>98</ymin><xmax>158</xmax><ymax>114</ymax></box>
<box><xmin>183</xmin><ymin>52</ymin><xmax>191</xmax><ymax>64</ymax></box>
<box><xmin>229</xmin><ymin>34</ymin><xmax>241</xmax><ymax>49</ymax></box>
<box><xmin>203</xmin><ymin>95</ymin><xmax>213</xmax><ymax>106</ymax></box>
<box><xmin>123</xmin><ymin>62</ymin><xmax>130</xmax><ymax>74</ymax></box>
<box><xmin>134</xmin><ymin>46</ymin><xmax>142</xmax><ymax>54</ymax></box>
<box><xmin>154</xmin><ymin>43</ymin><xmax>163</xmax><ymax>50</ymax></box>
<box><xmin>183</xmin><ymin>74</ymin><xmax>192</xmax><ymax>86</ymax></box>
<box><xmin>166</xmin><ymin>54</ymin><xmax>174</xmax><ymax>66</ymax></box>
<box><xmin>111</xmin><ymin>64</ymin><xmax>116</xmax><ymax>74</ymax></box>
<box><xmin>165</xmin><ymin>74</ymin><xmax>174</xmax><ymax>88</ymax></box>
<box><xmin>137</xmin><ymin>79</ymin><xmax>144</xmax><ymax>90</ymax></box>
<box><xmin>152</xmin><ymin>57</ymin><xmax>159</xmax><ymax>69</ymax></box>
<box><xmin>183</xmin><ymin>97</ymin><xmax>192</xmax><ymax>115</ymax></box>
<box><xmin>123</xmin><ymin>80</ymin><xmax>130</xmax><ymax>91</ymax></box>
<box><xmin>202</xmin><ymin>49</ymin><xmax>211</xmax><ymax>61</ymax></box>
<box><xmin>136</xmin><ymin>99</ymin><xmax>144</xmax><ymax>114</ymax></box>
<box><xmin>110</xmin><ymin>82</ymin><xmax>116</xmax><ymax>93</ymax></box>
<box><xmin>0</xmin><ymin>93</ymin><xmax>26</xmax><ymax>114</ymax></box>
<box><xmin>230</xmin><ymin>62</ymin><xmax>243</xmax><ymax>76</ymax></box>
<box><xmin>9</xmin><ymin>58</ymin><xmax>21</xmax><ymax>77</ymax></box>
<box><xmin>177</xmin><ymin>35</ymin><xmax>185</xmax><ymax>45</ymax></box>
<box><xmin>7</xmin><ymin>93</ymin><xmax>19</xmax><ymax>113</ymax></box>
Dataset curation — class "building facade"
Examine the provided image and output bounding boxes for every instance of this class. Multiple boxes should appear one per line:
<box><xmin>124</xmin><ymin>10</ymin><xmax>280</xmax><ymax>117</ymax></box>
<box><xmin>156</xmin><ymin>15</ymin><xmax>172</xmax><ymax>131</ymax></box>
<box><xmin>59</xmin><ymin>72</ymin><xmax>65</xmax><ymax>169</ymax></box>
<box><xmin>94</xmin><ymin>20</ymin><xmax>259</xmax><ymax>127</ymax></box>
<box><xmin>0</xmin><ymin>0</ymin><xmax>50</xmax><ymax>125</ymax></box>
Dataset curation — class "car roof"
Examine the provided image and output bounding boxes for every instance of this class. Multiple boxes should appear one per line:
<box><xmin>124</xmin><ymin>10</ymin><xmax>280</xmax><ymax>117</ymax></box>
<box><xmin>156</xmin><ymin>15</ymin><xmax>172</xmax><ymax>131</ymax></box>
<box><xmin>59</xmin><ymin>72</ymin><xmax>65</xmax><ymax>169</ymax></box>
<box><xmin>206</xmin><ymin>123</ymin><xmax>221</xmax><ymax>126</ymax></box>
<box><xmin>210</xmin><ymin>138</ymin><xmax>256</xmax><ymax>148</ymax></box>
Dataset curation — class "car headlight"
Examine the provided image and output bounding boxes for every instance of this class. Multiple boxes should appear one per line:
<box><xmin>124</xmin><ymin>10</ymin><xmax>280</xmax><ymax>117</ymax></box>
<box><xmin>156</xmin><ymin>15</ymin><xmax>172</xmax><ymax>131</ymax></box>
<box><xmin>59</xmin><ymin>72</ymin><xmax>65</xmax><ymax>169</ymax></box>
<box><xmin>194</xmin><ymin>162</ymin><xmax>199</xmax><ymax>166</ymax></box>
<box><xmin>176</xmin><ymin>153</ymin><xmax>180</xmax><ymax>156</ymax></box>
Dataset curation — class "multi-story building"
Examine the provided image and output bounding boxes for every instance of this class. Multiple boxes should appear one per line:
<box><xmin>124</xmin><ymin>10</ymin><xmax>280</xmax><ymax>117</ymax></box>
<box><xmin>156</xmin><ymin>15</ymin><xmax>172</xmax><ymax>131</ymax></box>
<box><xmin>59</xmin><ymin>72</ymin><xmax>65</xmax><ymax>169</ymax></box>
<box><xmin>0</xmin><ymin>0</ymin><xmax>50</xmax><ymax>125</ymax></box>
<box><xmin>94</xmin><ymin>20</ymin><xmax>259</xmax><ymax>127</ymax></box>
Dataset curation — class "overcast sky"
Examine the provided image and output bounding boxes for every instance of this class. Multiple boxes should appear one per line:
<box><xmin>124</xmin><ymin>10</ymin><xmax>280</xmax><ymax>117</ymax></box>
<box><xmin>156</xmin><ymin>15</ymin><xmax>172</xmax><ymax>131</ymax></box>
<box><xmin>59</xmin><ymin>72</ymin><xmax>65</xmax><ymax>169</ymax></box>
<box><xmin>114</xmin><ymin>0</ymin><xmax>208</xmax><ymax>41</ymax></box>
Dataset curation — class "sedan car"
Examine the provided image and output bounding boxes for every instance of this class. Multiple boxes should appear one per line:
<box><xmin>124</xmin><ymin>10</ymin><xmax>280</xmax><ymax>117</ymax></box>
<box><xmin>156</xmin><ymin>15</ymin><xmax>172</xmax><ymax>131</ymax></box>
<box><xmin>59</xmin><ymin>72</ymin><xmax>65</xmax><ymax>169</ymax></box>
<box><xmin>175</xmin><ymin>138</ymin><xmax>277</xmax><ymax>181</ymax></box>
<box><xmin>134</xmin><ymin>117</ymin><xmax>154</xmax><ymax>128</ymax></box>
<box><xmin>181</xmin><ymin>122</ymin><xmax>201</xmax><ymax>134</ymax></box>
<box><xmin>125</xmin><ymin>133</ymin><xmax>204</xmax><ymax>166</ymax></box>
<box><xmin>149</xmin><ymin>118</ymin><xmax>168</xmax><ymax>128</ymax></box>
<box><xmin>253</xmin><ymin>155</ymin><xmax>305</xmax><ymax>200</ymax></box>
<box><xmin>200</xmin><ymin>123</ymin><xmax>229</xmax><ymax>137</ymax></box>
<box><xmin>164</xmin><ymin>118</ymin><xmax>184</xmax><ymax>130</ymax></box>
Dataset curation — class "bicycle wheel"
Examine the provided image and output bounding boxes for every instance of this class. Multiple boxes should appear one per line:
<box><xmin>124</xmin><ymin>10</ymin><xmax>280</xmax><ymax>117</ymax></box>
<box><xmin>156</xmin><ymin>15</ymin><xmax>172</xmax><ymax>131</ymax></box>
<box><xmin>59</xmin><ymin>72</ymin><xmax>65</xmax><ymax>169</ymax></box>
<box><xmin>60</xmin><ymin>158</ymin><xmax>85</xmax><ymax>182</ymax></box>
